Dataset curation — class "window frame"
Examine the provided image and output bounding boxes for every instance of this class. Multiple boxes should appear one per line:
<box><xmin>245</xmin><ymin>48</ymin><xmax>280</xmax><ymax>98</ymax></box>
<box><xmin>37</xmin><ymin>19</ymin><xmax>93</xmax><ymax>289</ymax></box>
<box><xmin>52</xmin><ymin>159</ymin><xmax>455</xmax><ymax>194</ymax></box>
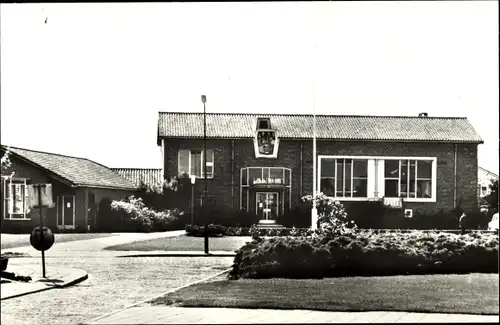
<box><xmin>319</xmin><ymin>158</ymin><xmax>369</xmax><ymax>199</ymax></box>
<box><xmin>178</xmin><ymin>149</ymin><xmax>215</xmax><ymax>179</ymax></box>
<box><xmin>2</xmin><ymin>176</ymin><xmax>30</xmax><ymax>220</ymax></box>
<box><xmin>318</xmin><ymin>155</ymin><xmax>437</xmax><ymax>202</ymax></box>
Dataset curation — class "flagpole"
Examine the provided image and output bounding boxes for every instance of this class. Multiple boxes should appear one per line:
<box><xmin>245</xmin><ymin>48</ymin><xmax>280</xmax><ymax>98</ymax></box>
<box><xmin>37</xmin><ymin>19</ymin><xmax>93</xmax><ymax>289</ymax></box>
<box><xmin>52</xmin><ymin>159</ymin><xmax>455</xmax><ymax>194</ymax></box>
<box><xmin>311</xmin><ymin>40</ymin><xmax>318</xmax><ymax>231</ymax></box>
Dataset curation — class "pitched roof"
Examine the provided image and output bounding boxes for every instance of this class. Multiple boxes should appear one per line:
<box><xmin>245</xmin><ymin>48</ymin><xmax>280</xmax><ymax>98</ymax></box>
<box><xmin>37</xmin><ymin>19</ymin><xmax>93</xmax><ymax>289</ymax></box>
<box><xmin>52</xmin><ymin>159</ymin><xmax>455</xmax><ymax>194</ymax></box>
<box><xmin>157</xmin><ymin>112</ymin><xmax>483</xmax><ymax>143</ymax></box>
<box><xmin>1</xmin><ymin>145</ymin><xmax>137</xmax><ymax>190</ymax></box>
<box><xmin>478</xmin><ymin>166</ymin><xmax>499</xmax><ymax>179</ymax></box>
<box><xmin>112</xmin><ymin>168</ymin><xmax>163</xmax><ymax>187</ymax></box>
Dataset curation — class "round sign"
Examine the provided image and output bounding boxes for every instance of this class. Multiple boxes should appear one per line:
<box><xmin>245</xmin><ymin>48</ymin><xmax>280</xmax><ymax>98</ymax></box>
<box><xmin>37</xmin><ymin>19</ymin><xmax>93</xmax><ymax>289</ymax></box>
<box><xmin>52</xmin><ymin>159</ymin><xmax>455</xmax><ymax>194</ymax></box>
<box><xmin>30</xmin><ymin>226</ymin><xmax>55</xmax><ymax>251</ymax></box>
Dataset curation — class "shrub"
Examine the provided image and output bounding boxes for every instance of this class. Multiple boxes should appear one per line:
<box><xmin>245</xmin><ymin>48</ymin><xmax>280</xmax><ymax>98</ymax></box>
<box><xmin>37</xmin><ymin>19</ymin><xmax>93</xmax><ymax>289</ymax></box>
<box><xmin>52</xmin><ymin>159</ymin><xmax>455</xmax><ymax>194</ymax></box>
<box><xmin>96</xmin><ymin>196</ymin><xmax>184</xmax><ymax>232</ymax></box>
<box><xmin>229</xmin><ymin>229</ymin><xmax>499</xmax><ymax>279</ymax></box>
<box><xmin>191</xmin><ymin>204</ymin><xmax>259</xmax><ymax>227</ymax></box>
<box><xmin>185</xmin><ymin>224</ymin><xmax>227</xmax><ymax>237</ymax></box>
<box><xmin>302</xmin><ymin>193</ymin><xmax>357</xmax><ymax>234</ymax></box>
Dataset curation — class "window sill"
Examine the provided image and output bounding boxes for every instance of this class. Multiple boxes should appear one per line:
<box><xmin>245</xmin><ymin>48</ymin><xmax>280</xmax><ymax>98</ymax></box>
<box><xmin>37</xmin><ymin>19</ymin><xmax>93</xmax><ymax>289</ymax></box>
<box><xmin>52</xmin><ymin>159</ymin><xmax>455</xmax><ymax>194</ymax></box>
<box><xmin>4</xmin><ymin>218</ymin><xmax>31</xmax><ymax>221</ymax></box>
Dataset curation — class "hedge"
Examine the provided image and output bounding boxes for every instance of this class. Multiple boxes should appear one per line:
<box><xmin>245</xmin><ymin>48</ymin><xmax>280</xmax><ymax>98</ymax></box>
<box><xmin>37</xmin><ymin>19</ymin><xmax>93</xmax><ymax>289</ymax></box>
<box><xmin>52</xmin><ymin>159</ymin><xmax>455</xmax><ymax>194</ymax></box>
<box><xmin>228</xmin><ymin>230</ymin><xmax>499</xmax><ymax>279</ymax></box>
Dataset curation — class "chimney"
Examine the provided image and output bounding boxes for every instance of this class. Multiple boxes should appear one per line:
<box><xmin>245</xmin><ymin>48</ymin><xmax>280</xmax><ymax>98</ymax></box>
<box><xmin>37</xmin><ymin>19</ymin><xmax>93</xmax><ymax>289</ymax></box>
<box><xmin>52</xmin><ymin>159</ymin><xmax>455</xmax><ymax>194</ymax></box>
<box><xmin>418</xmin><ymin>112</ymin><xmax>428</xmax><ymax>117</ymax></box>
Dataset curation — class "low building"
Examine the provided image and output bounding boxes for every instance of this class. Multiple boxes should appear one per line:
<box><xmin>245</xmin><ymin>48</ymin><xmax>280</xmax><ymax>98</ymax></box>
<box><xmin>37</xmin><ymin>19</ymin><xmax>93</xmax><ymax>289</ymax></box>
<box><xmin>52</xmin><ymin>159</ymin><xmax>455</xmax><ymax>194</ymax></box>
<box><xmin>1</xmin><ymin>145</ymin><xmax>136</xmax><ymax>233</ymax></box>
<box><xmin>158</xmin><ymin>112</ymin><xmax>483</xmax><ymax>225</ymax></box>
<box><xmin>112</xmin><ymin>168</ymin><xmax>163</xmax><ymax>188</ymax></box>
<box><xmin>477</xmin><ymin>166</ymin><xmax>498</xmax><ymax>199</ymax></box>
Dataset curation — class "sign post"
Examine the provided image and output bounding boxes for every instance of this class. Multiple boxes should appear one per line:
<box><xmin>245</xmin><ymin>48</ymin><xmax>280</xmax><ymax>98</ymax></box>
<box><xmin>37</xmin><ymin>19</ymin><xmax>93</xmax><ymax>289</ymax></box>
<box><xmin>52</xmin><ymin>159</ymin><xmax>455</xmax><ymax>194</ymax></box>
<box><xmin>29</xmin><ymin>184</ymin><xmax>55</xmax><ymax>278</ymax></box>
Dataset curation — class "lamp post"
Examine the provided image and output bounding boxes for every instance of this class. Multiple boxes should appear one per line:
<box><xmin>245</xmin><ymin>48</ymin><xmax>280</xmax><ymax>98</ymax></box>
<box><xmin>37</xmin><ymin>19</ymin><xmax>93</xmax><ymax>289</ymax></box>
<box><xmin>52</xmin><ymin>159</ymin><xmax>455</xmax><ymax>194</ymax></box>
<box><xmin>311</xmin><ymin>42</ymin><xmax>318</xmax><ymax>231</ymax></box>
<box><xmin>201</xmin><ymin>94</ymin><xmax>209</xmax><ymax>254</ymax></box>
<box><xmin>190</xmin><ymin>175</ymin><xmax>196</xmax><ymax>224</ymax></box>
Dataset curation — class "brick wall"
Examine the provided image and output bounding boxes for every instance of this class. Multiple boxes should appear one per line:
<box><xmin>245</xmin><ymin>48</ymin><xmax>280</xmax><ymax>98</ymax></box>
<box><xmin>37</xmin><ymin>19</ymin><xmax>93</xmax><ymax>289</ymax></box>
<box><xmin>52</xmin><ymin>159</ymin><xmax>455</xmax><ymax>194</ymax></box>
<box><xmin>0</xmin><ymin>156</ymin><xmax>74</xmax><ymax>233</ymax></box>
<box><xmin>163</xmin><ymin>138</ymin><xmax>479</xmax><ymax>216</ymax></box>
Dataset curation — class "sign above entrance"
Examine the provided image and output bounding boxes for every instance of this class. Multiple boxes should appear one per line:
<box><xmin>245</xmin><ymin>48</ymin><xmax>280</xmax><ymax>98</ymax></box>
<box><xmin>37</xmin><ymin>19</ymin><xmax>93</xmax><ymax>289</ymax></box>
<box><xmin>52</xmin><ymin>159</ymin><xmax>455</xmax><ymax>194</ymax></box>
<box><xmin>253</xmin><ymin>118</ymin><xmax>280</xmax><ymax>158</ymax></box>
<box><xmin>252</xmin><ymin>178</ymin><xmax>283</xmax><ymax>185</ymax></box>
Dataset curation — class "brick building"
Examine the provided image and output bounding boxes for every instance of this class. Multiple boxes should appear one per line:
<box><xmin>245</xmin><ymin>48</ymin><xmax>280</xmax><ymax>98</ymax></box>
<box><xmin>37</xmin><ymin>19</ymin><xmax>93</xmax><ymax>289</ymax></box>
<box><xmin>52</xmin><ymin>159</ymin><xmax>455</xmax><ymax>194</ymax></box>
<box><xmin>158</xmin><ymin>112</ymin><xmax>483</xmax><ymax>225</ymax></box>
<box><xmin>1</xmin><ymin>145</ymin><xmax>136</xmax><ymax>233</ymax></box>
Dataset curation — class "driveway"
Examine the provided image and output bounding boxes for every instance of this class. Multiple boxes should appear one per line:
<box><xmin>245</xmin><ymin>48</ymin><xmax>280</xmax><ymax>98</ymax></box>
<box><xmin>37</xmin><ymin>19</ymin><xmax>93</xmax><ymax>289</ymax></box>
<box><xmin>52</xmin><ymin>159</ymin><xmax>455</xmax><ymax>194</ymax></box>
<box><xmin>1</xmin><ymin>231</ymin><xmax>234</xmax><ymax>325</ymax></box>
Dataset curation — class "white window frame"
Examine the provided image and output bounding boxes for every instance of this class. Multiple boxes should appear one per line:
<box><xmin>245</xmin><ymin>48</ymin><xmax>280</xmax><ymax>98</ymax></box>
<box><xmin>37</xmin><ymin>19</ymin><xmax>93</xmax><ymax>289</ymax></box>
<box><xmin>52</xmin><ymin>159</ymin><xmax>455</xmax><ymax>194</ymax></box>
<box><xmin>319</xmin><ymin>158</ymin><xmax>369</xmax><ymax>200</ymax></box>
<box><xmin>318</xmin><ymin>156</ymin><xmax>437</xmax><ymax>202</ymax></box>
<box><xmin>2</xmin><ymin>176</ymin><xmax>30</xmax><ymax>220</ymax></box>
<box><xmin>178</xmin><ymin>149</ymin><xmax>214</xmax><ymax>179</ymax></box>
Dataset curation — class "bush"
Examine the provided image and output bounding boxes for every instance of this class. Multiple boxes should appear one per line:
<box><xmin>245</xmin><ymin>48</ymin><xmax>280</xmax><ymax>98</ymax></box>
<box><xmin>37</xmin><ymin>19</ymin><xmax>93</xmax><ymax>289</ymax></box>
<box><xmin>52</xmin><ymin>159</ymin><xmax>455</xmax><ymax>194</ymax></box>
<box><xmin>185</xmin><ymin>224</ymin><xmax>227</xmax><ymax>237</ymax></box>
<box><xmin>191</xmin><ymin>204</ymin><xmax>260</xmax><ymax>227</ymax></box>
<box><xmin>302</xmin><ymin>193</ymin><xmax>357</xmax><ymax>234</ymax></box>
<box><xmin>96</xmin><ymin>196</ymin><xmax>185</xmax><ymax>232</ymax></box>
<box><xmin>228</xmin><ymin>230</ymin><xmax>499</xmax><ymax>279</ymax></box>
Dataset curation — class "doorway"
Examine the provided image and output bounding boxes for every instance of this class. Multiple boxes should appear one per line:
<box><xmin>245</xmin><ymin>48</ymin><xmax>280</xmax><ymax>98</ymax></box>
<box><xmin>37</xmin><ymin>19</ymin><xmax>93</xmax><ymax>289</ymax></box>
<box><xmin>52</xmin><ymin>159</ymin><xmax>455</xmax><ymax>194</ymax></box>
<box><xmin>256</xmin><ymin>192</ymin><xmax>279</xmax><ymax>222</ymax></box>
<box><xmin>58</xmin><ymin>196</ymin><xmax>75</xmax><ymax>229</ymax></box>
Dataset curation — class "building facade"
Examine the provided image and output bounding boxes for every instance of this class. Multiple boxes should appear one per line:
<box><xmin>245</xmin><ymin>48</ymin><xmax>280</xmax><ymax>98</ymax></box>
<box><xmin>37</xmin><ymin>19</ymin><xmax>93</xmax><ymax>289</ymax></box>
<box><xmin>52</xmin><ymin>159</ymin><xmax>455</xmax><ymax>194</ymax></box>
<box><xmin>477</xmin><ymin>166</ymin><xmax>498</xmax><ymax>199</ymax></box>
<box><xmin>1</xmin><ymin>146</ymin><xmax>136</xmax><ymax>233</ymax></box>
<box><xmin>158</xmin><ymin>112</ymin><xmax>483</xmax><ymax>224</ymax></box>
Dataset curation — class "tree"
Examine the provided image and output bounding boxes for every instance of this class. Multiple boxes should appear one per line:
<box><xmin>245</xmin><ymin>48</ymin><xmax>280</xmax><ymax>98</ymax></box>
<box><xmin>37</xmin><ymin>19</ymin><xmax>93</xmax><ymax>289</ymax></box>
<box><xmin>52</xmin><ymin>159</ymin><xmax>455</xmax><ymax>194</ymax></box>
<box><xmin>1</xmin><ymin>148</ymin><xmax>12</xmax><ymax>175</ymax></box>
<box><xmin>484</xmin><ymin>179</ymin><xmax>498</xmax><ymax>212</ymax></box>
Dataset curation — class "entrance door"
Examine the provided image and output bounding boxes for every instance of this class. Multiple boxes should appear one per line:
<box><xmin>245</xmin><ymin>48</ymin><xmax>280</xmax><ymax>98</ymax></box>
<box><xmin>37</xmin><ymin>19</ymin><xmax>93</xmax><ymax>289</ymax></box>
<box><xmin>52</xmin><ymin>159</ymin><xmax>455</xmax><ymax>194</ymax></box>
<box><xmin>58</xmin><ymin>196</ymin><xmax>75</xmax><ymax>229</ymax></box>
<box><xmin>256</xmin><ymin>192</ymin><xmax>279</xmax><ymax>222</ymax></box>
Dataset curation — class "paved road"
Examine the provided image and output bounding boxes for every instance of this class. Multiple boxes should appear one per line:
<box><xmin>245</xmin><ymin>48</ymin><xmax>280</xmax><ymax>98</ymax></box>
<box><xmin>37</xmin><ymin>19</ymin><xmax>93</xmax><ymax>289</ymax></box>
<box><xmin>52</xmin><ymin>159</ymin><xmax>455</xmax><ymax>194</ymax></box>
<box><xmin>1</xmin><ymin>232</ymin><xmax>234</xmax><ymax>325</ymax></box>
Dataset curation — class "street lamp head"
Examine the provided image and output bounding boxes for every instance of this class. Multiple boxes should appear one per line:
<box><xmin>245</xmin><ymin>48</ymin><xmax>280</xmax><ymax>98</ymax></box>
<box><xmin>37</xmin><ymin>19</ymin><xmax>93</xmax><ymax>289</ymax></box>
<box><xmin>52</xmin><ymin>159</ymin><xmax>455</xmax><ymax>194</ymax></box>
<box><xmin>190</xmin><ymin>175</ymin><xmax>196</xmax><ymax>185</ymax></box>
<box><xmin>201</xmin><ymin>95</ymin><xmax>207</xmax><ymax>104</ymax></box>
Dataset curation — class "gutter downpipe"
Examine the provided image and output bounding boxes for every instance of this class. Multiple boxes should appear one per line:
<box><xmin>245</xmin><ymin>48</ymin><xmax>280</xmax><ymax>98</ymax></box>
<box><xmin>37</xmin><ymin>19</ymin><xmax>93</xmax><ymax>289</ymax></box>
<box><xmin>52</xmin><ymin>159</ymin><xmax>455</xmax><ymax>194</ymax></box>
<box><xmin>231</xmin><ymin>140</ymin><xmax>235</xmax><ymax>209</ymax></box>
<box><xmin>454</xmin><ymin>144</ymin><xmax>458</xmax><ymax>208</ymax></box>
<box><xmin>300</xmin><ymin>144</ymin><xmax>304</xmax><ymax>198</ymax></box>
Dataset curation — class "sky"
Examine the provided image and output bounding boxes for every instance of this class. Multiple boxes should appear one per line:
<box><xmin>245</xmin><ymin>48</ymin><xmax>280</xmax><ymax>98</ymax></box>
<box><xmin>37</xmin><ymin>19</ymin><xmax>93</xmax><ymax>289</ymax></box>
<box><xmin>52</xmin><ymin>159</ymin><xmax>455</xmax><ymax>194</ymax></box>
<box><xmin>1</xmin><ymin>2</ymin><xmax>498</xmax><ymax>174</ymax></box>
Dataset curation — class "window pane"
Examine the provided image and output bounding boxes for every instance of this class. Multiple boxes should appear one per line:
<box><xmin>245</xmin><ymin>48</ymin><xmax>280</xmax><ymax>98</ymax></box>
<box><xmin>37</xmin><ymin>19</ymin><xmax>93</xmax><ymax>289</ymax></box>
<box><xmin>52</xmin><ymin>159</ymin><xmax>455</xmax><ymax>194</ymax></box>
<box><xmin>321</xmin><ymin>159</ymin><xmax>335</xmax><ymax>178</ymax></box>
<box><xmin>336</xmin><ymin>161</ymin><xmax>344</xmax><ymax>196</ymax></box>
<box><xmin>410</xmin><ymin>160</ymin><xmax>416</xmax><ymax>181</ymax></box>
<box><xmin>241</xmin><ymin>169</ymin><xmax>248</xmax><ymax>185</ymax></box>
<box><xmin>270</xmin><ymin>168</ymin><xmax>283</xmax><ymax>179</ymax></box>
<box><xmin>11</xmin><ymin>184</ymin><xmax>25</xmax><ymax>214</ymax></box>
<box><xmin>285</xmin><ymin>169</ymin><xmax>291</xmax><ymax>185</ymax></box>
<box><xmin>353</xmin><ymin>160</ymin><xmax>367</xmax><ymax>178</ymax></box>
<box><xmin>178</xmin><ymin>150</ymin><xmax>190</xmax><ymax>176</ymax></box>
<box><xmin>204</xmin><ymin>165</ymin><xmax>214</xmax><ymax>178</ymax></box>
<box><xmin>417</xmin><ymin>180</ymin><xmax>432</xmax><ymax>198</ymax></box>
<box><xmin>353</xmin><ymin>179</ymin><xmax>367</xmax><ymax>197</ymax></box>
<box><xmin>191</xmin><ymin>151</ymin><xmax>202</xmax><ymax>177</ymax></box>
<box><xmin>249</xmin><ymin>168</ymin><xmax>262</xmax><ymax>182</ymax></box>
<box><xmin>385</xmin><ymin>179</ymin><xmax>399</xmax><ymax>197</ymax></box>
<box><xmin>400</xmin><ymin>160</ymin><xmax>408</xmax><ymax>179</ymax></box>
<box><xmin>417</xmin><ymin>160</ymin><xmax>432</xmax><ymax>178</ymax></box>
<box><xmin>385</xmin><ymin>160</ymin><xmax>399</xmax><ymax>178</ymax></box>
<box><xmin>206</xmin><ymin>150</ymin><xmax>214</xmax><ymax>163</ymax></box>
<box><xmin>320</xmin><ymin>178</ymin><xmax>335</xmax><ymax>197</ymax></box>
<box><xmin>409</xmin><ymin>180</ymin><xmax>416</xmax><ymax>198</ymax></box>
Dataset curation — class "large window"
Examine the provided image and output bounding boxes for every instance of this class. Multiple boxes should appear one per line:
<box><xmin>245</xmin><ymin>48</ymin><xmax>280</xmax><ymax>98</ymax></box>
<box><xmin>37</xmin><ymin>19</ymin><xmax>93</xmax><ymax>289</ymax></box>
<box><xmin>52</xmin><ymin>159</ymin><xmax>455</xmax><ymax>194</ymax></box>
<box><xmin>319</xmin><ymin>156</ymin><xmax>436</xmax><ymax>202</ymax></box>
<box><xmin>384</xmin><ymin>159</ymin><xmax>433</xmax><ymax>199</ymax></box>
<box><xmin>178</xmin><ymin>149</ymin><xmax>214</xmax><ymax>178</ymax></box>
<box><xmin>320</xmin><ymin>158</ymin><xmax>368</xmax><ymax>198</ymax></box>
<box><xmin>2</xmin><ymin>177</ymin><xmax>29</xmax><ymax>220</ymax></box>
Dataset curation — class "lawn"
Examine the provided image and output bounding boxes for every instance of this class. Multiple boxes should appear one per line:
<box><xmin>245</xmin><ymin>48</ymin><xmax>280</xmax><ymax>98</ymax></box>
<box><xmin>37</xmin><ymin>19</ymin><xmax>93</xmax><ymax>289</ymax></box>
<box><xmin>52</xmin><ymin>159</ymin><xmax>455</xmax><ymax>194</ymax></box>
<box><xmin>1</xmin><ymin>233</ymin><xmax>117</xmax><ymax>250</ymax></box>
<box><xmin>104</xmin><ymin>235</ymin><xmax>252</xmax><ymax>252</ymax></box>
<box><xmin>150</xmin><ymin>273</ymin><xmax>499</xmax><ymax>315</ymax></box>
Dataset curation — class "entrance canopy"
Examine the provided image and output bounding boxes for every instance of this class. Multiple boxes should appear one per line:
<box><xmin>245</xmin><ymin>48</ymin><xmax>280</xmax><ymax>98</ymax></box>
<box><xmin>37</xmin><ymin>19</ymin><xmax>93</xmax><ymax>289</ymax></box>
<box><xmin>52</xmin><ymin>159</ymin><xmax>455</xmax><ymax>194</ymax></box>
<box><xmin>240</xmin><ymin>167</ymin><xmax>292</xmax><ymax>216</ymax></box>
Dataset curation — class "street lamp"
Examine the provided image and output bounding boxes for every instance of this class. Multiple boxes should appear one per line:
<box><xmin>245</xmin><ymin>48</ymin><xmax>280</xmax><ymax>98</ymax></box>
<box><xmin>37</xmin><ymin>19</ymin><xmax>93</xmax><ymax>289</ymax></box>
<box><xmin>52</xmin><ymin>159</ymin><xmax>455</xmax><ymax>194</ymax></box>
<box><xmin>311</xmin><ymin>42</ymin><xmax>318</xmax><ymax>231</ymax></box>
<box><xmin>190</xmin><ymin>175</ymin><xmax>196</xmax><ymax>224</ymax></box>
<box><xmin>201</xmin><ymin>94</ymin><xmax>209</xmax><ymax>254</ymax></box>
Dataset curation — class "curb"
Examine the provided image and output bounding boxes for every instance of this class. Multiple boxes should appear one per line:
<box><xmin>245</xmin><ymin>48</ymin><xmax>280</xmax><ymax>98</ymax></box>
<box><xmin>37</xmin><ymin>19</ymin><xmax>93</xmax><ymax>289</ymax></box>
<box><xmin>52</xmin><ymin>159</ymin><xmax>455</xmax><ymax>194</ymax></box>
<box><xmin>0</xmin><ymin>284</ymin><xmax>53</xmax><ymax>301</ymax></box>
<box><xmin>85</xmin><ymin>268</ymin><xmax>232</xmax><ymax>325</ymax></box>
<box><xmin>0</xmin><ymin>268</ymin><xmax>89</xmax><ymax>301</ymax></box>
<box><xmin>117</xmin><ymin>252</ymin><xmax>236</xmax><ymax>258</ymax></box>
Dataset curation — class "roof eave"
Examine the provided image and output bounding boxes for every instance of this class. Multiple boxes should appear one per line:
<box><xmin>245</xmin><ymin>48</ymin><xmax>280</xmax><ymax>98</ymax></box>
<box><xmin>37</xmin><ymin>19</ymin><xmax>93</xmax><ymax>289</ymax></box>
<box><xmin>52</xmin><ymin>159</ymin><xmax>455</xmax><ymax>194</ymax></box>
<box><xmin>157</xmin><ymin>135</ymin><xmax>483</xmax><ymax>143</ymax></box>
<box><xmin>71</xmin><ymin>183</ymin><xmax>137</xmax><ymax>191</ymax></box>
<box><xmin>5</xmin><ymin>151</ymin><xmax>75</xmax><ymax>187</ymax></box>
